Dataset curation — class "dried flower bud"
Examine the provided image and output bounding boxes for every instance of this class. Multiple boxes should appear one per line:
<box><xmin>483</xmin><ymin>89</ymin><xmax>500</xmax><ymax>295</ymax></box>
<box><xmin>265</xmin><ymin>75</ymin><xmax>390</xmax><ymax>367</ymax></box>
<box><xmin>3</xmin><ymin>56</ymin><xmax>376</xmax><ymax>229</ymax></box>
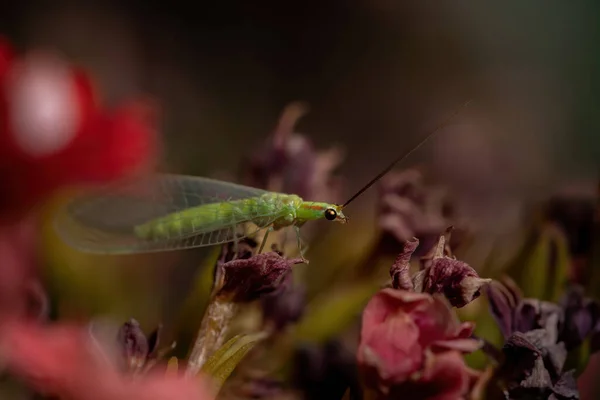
<box><xmin>117</xmin><ymin>319</ymin><xmax>149</xmax><ymax>372</ymax></box>
<box><xmin>421</xmin><ymin>257</ymin><xmax>491</xmax><ymax>308</ymax></box>
<box><xmin>558</xmin><ymin>284</ymin><xmax>600</xmax><ymax>352</ymax></box>
<box><xmin>485</xmin><ymin>279</ymin><xmax>593</xmax><ymax>399</ymax></box>
<box><xmin>242</xmin><ymin>102</ymin><xmax>343</xmax><ymax>204</ymax></box>
<box><xmin>498</xmin><ymin>330</ymin><xmax>578</xmax><ymax>400</ymax></box>
<box><xmin>412</xmin><ymin>232</ymin><xmax>490</xmax><ymax>308</ymax></box>
<box><xmin>485</xmin><ymin>277</ymin><xmax>598</xmax><ymax>351</ymax></box>
<box><xmin>513</xmin><ymin>300</ymin><xmax>564</xmax><ymax>344</ymax></box>
<box><xmin>115</xmin><ymin>319</ymin><xmax>165</xmax><ymax>374</ymax></box>
<box><xmin>389</xmin><ymin>237</ymin><xmax>419</xmax><ymax>290</ymax></box>
<box><xmin>217</xmin><ymin>252</ymin><xmax>304</xmax><ymax>302</ymax></box>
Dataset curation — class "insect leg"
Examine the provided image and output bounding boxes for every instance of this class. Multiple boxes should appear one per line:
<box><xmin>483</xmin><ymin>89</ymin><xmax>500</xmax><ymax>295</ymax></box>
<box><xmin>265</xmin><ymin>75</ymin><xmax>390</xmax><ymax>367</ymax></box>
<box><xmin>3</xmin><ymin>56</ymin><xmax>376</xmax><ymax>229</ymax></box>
<box><xmin>293</xmin><ymin>225</ymin><xmax>309</xmax><ymax>264</ymax></box>
<box><xmin>258</xmin><ymin>226</ymin><xmax>274</xmax><ymax>254</ymax></box>
<box><xmin>232</xmin><ymin>231</ymin><xmax>239</xmax><ymax>260</ymax></box>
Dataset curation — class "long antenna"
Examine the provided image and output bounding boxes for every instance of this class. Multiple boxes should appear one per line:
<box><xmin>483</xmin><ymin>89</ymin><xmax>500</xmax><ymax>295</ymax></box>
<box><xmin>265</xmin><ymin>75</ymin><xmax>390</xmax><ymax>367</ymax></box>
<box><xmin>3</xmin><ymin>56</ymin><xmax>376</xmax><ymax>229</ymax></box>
<box><xmin>341</xmin><ymin>99</ymin><xmax>473</xmax><ymax>208</ymax></box>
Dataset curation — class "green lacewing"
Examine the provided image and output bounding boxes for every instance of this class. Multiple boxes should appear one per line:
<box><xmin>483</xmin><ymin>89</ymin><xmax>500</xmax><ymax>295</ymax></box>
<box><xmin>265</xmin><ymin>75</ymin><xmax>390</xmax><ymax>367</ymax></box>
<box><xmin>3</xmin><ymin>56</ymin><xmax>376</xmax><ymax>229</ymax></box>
<box><xmin>54</xmin><ymin>100</ymin><xmax>472</xmax><ymax>258</ymax></box>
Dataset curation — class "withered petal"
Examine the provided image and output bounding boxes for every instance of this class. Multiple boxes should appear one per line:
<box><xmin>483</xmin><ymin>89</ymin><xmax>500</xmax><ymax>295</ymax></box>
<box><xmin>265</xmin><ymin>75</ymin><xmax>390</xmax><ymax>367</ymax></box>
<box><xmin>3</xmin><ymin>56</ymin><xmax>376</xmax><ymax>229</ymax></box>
<box><xmin>423</xmin><ymin>257</ymin><xmax>489</xmax><ymax>308</ymax></box>
<box><xmin>390</xmin><ymin>238</ymin><xmax>419</xmax><ymax>290</ymax></box>
<box><xmin>551</xmin><ymin>370</ymin><xmax>580</xmax><ymax>399</ymax></box>
<box><xmin>116</xmin><ymin>319</ymin><xmax>149</xmax><ymax>371</ymax></box>
<box><xmin>486</xmin><ymin>280</ymin><xmax>515</xmax><ymax>338</ymax></box>
<box><xmin>544</xmin><ymin>342</ymin><xmax>567</xmax><ymax>379</ymax></box>
<box><xmin>218</xmin><ymin>252</ymin><xmax>304</xmax><ymax>302</ymax></box>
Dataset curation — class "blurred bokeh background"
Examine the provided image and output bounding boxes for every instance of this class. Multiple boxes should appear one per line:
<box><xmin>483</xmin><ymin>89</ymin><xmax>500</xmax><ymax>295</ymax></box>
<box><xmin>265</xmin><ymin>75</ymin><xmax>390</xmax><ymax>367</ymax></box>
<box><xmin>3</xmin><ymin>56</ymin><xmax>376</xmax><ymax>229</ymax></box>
<box><xmin>3</xmin><ymin>0</ymin><xmax>599</xmax><ymax>179</ymax></box>
<box><xmin>1</xmin><ymin>1</ymin><xmax>600</xmax><ymax>397</ymax></box>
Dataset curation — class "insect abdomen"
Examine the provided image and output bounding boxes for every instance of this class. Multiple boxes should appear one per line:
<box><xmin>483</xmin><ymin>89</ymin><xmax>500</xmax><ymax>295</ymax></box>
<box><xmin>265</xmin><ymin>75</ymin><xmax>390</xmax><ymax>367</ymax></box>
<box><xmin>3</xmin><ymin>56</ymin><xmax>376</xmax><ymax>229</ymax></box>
<box><xmin>133</xmin><ymin>194</ymin><xmax>285</xmax><ymax>240</ymax></box>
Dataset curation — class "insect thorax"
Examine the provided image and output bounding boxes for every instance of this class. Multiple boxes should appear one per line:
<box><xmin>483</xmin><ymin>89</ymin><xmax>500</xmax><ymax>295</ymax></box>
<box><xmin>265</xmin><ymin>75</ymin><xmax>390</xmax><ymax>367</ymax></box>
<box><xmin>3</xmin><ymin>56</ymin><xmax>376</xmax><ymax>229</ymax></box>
<box><xmin>257</xmin><ymin>193</ymin><xmax>303</xmax><ymax>229</ymax></box>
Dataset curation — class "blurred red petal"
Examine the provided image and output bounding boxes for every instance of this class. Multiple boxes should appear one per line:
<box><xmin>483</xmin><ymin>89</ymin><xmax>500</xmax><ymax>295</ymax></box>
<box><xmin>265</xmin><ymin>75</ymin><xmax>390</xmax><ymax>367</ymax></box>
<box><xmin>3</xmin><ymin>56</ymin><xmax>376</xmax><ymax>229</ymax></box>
<box><xmin>0</xmin><ymin>218</ymin><xmax>37</xmax><ymax>321</ymax></box>
<box><xmin>0</xmin><ymin>36</ymin><xmax>13</xmax><ymax>80</ymax></box>
<box><xmin>71</xmin><ymin>66</ymin><xmax>100</xmax><ymax>132</ymax></box>
<box><xmin>0</xmin><ymin>321</ymin><xmax>215</xmax><ymax>400</ymax></box>
<box><xmin>58</xmin><ymin>100</ymin><xmax>158</xmax><ymax>182</ymax></box>
<box><xmin>0</xmin><ymin>37</ymin><xmax>156</xmax><ymax>216</ymax></box>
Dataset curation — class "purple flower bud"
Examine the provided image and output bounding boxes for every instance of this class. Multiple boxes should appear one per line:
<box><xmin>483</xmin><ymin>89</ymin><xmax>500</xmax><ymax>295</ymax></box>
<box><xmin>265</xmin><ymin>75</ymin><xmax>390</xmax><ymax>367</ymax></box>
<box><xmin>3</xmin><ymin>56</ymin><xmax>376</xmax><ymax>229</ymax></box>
<box><xmin>116</xmin><ymin>319</ymin><xmax>164</xmax><ymax>374</ymax></box>
<box><xmin>513</xmin><ymin>300</ymin><xmax>564</xmax><ymax>344</ymax></box>
<box><xmin>485</xmin><ymin>280</ymin><xmax>595</xmax><ymax>399</ymax></box>
<box><xmin>241</xmin><ymin>102</ymin><xmax>343</xmax><ymax>203</ymax></box>
<box><xmin>486</xmin><ymin>278</ymin><xmax>522</xmax><ymax>338</ymax></box>
<box><xmin>558</xmin><ymin>284</ymin><xmax>600</xmax><ymax>351</ymax></box>
<box><xmin>551</xmin><ymin>370</ymin><xmax>580</xmax><ymax>400</ymax></box>
<box><xmin>117</xmin><ymin>319</ymin><xmax>149</xmax><ymax>372</ymax></box>
<box><xmin>419</xmin><ymin>257</ymin><xmax>491</xmax><ymax>308</ymax></box>
<box><xmin>499</xmin><ymin>330</ymin><xmax>578</xmax><ymax>400</ymax></box>
<box><xmin>217</xmin><ymin>252</ymin><xmax>304</xmax><ymax>302</ymax></box>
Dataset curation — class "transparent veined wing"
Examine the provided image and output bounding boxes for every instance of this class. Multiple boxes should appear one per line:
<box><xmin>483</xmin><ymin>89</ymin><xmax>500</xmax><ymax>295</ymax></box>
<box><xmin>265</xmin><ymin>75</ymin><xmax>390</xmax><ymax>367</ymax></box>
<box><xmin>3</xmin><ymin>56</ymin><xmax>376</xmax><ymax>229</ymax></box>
<box><xmin>53</xmin><ymin>174</ymin><xmax>282</xmax><ymax>254</ymax></box>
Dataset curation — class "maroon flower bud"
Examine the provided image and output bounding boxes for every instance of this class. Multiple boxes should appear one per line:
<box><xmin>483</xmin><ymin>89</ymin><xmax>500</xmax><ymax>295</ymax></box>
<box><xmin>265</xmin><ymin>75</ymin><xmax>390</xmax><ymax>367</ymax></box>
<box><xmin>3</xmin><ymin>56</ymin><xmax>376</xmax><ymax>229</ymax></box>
<box><xmin>217</xmin><ymin>252</ymin><xmax>304</xmax><ymax>303</ymax></box>
<box><xmin>241</xmin><ymin>102</ymin><xmax>343</xmax><ymax>204</ymax></box>
<box><xmin>558</xmin><ymin>284</ymin><xmax>600</xmax><ymax>352</ymax></box>
<box><xmin>116</xmin><ymin>319</ymin><xmax>163</xmax><ymax>374</ymax></box>
<box><xmin>117</xmin><ymin>319</ymin><xmax>148</xmax><ymax>373</ymax></box>
<box><xmin>420</xmin><ymin>257</ymin><xmax>491</xmax><ymax>308</ymax></box>
<box><xmin>414</xmin><ymin>231</ymin><xmax>490</xmax><ymax>308</ymax></box>
<box><xmin>484</xmin><ymin>279</ymin><xmax>594</xmax><ymax>399</ymax></box>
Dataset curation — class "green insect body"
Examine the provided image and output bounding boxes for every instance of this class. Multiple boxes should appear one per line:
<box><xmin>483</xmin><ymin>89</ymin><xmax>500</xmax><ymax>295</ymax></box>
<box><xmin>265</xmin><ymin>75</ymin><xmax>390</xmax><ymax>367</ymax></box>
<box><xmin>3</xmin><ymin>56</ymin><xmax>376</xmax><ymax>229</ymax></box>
<box><xmin>133</xmin><ymin>193</ymin><xmax>346</xmax><ymax>242</ymax></box>
<box><xmin>54</xmin><ymin>174</ymin><xmax>347</xmax><ymax>257</ymax></box>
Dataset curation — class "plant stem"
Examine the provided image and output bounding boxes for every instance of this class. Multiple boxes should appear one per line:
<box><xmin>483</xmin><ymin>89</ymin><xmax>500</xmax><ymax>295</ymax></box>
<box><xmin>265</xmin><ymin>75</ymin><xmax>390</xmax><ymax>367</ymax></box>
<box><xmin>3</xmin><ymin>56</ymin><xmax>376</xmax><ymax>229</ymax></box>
<box><xmin>185</xmin><ymin>297</ymin><xmax>238</xmax><ymax>376</ymax></box>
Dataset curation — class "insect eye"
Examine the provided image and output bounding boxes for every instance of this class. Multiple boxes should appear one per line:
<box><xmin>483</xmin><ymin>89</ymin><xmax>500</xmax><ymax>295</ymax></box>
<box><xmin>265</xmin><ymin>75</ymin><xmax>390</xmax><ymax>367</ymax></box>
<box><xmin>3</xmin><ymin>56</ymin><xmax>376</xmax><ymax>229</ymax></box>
<box><xmin>324</xmin><ymin>208</ymin><xmax>337</xmax><ymax>221</ymax></box>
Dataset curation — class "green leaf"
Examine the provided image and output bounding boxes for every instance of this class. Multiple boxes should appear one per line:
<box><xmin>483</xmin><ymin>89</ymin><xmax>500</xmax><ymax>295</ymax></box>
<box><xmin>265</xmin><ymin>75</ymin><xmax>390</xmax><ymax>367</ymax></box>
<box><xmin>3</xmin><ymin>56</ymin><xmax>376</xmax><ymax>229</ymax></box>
<box><xmin>458</xmin><ymin>297</ymin><xmax>503</xmax><ymax>370</ymax></box>
<box><xmin>294</xmin><ymin>279</ymin><xmax>380</xmax><ymax>342</ymax></box>
<box><xmin>302</xmin><ymin>216</ymin><xmax>377</xmax><ymax>299</ymax></box>
<box><xmin>588</xmin><ymin>222</ymin><xmax>600</xmax><ymax>298</ymax></box>
<box><xmin>502</xmin><ymin>223</ymin><xmax>570</xmax><ymax>302</ymax></box>
<box><xmin>200</xmin><ymin>332</ymin><xmax>268</xmax><ymax>391</ymax></box>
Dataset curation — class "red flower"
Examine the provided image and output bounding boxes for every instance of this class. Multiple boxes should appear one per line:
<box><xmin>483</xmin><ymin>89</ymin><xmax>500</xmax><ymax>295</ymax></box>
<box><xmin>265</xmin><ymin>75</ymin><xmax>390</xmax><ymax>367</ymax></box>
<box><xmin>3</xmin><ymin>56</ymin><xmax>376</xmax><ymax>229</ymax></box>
<box><xmin>0</xmin><ymin>321</ymin><xmax>216</xmax><ymax>400</ymax></box>
<box><xmin>0</xmin><ymin>36</ymin><xmax>157</xmax><ymax>221</ymax></box>
<box><xmin>357</xmin><ymin>288</ymin><xmax>482</xmax><ymax>398</ymax></box>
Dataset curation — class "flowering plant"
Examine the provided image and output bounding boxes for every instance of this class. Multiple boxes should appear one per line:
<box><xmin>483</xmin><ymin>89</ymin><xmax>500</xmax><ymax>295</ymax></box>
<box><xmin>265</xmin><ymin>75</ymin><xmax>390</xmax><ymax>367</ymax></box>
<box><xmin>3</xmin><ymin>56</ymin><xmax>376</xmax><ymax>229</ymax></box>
<box><xmin>0</xmin><ymin>35</ymin><xmax>599</xmax><ymax>400</ymax></box>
